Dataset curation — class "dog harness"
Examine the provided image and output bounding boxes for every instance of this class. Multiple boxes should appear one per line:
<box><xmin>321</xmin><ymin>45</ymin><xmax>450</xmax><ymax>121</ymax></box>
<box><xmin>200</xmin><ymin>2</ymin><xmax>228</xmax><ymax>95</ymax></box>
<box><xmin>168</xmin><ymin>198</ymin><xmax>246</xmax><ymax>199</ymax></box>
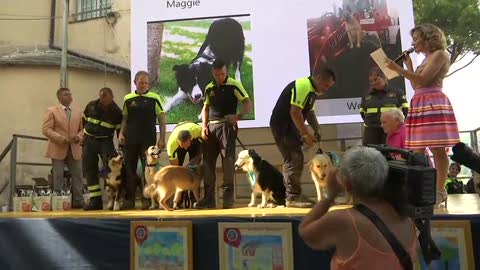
<box><xmin>191</xmin><ymin>46</ymin><xmax>215</xmax><ymax>66</ymax></box>
<box><xmin>247</xmin><ymin>172</ymin><xmax>257</xmax><ymax>187</ymax></box>
<box><xmin>327</xmin><ymin>152</ymin><xmax>341</xmax><ymax>167</ymax></box>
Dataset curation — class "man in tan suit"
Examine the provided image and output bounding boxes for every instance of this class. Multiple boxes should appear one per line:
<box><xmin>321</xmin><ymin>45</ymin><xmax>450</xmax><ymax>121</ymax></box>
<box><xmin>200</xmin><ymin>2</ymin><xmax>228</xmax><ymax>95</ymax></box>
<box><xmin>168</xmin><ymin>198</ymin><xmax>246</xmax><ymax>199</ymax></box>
<box><xmin>42</xmin><ymin>87</ymin><xmax>85</xmax><ymax>208</ymax></box>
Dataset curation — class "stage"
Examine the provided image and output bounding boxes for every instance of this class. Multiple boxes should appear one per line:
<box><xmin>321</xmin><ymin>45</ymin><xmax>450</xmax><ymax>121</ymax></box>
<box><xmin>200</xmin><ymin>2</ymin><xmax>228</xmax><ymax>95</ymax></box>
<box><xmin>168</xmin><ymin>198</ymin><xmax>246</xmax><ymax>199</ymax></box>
<box><xmin>0</xmin><ymin>194</ymin><xmax>479</xmax><ymax>270</ymax></box>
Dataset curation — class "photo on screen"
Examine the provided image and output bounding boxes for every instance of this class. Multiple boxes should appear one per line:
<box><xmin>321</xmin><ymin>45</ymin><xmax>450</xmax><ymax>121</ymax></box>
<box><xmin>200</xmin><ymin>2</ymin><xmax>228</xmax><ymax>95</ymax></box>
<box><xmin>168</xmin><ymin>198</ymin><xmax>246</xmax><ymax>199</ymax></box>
<box><xmin>147</xmin><ymin>14</ymin><xmax>255</xmax><ymax>124</ymax></box>
<box><xmin>307</xmin><ymin>0</ymin><xmax>406</xmax><ymax>102</ymax></box>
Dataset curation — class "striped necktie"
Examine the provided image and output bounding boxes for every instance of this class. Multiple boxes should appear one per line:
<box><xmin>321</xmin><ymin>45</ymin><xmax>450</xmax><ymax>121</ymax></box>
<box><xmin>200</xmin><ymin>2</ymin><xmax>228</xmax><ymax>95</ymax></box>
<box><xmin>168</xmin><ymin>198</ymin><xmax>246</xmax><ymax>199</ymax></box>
<box><xmin>65</xmin><ymin>107</ymin><xmax>71</xmax><ymax>121</ymax></box>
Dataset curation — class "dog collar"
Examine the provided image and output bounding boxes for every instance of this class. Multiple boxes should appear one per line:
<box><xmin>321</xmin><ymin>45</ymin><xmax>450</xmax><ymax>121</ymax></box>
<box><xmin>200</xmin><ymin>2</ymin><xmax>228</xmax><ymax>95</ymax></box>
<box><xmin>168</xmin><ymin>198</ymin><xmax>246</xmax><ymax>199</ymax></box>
<box><xmin>146</xmin><ymin>163</ymin><xmax>157</xmax><ymax>167</ymax></box>
<box><xmin>327</xmin><ymin>152</ymin><xmax>341</xmax><ymax>167</ymax></box>
<box><xmin>247</xmin><ymin>172</ymin><xmax>257</xmax><ymax>187</ymax></box>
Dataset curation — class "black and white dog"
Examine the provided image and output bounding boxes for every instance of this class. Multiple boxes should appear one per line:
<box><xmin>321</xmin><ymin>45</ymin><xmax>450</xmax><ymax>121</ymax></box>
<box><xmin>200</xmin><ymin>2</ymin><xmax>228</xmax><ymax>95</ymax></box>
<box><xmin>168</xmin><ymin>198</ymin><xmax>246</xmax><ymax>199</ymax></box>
<box><xmin>234</xmin><ymin>149</ymin><xmax>286</xmax><ymax>208</ymax></box>
<box><xmin>165</xmin><ymin>17</ymin><xmax>245</xmax><ymax>111</ymax></box>
<box><xmin>105</xmin><ymin>154</ymin><xmax>127</xmax><ymax>211</ymax></box>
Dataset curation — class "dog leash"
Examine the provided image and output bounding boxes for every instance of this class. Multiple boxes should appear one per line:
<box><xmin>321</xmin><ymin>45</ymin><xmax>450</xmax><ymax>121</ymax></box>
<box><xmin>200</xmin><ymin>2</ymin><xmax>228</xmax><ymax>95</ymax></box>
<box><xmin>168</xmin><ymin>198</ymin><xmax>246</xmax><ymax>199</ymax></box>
<box><xmin>236</xmin><ymin>136</ymin><xmax>247</xmax><ymax>150</ymax></box>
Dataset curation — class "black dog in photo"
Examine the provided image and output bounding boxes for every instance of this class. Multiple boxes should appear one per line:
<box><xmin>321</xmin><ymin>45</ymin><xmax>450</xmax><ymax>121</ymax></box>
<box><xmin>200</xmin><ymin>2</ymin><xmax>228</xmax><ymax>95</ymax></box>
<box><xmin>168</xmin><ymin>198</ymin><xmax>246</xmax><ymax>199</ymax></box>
<box><xmin>234</xmin><ymin>149</ymin><xmax>286</xmax><ymax>208</ymax></box>
<box><xmin>165</xmin><ymin>17</ymin><xmax>245</xmax><ymax>111</ymax></box>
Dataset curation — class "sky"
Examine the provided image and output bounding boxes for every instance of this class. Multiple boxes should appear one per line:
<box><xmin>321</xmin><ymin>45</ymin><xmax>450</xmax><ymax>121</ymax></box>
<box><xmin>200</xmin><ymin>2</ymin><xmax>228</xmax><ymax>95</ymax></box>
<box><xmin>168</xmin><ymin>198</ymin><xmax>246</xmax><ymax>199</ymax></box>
<box><xmin>442</xmin><ymin>54</ymin><xmax>480</xmax><ymax>132</ymax></box>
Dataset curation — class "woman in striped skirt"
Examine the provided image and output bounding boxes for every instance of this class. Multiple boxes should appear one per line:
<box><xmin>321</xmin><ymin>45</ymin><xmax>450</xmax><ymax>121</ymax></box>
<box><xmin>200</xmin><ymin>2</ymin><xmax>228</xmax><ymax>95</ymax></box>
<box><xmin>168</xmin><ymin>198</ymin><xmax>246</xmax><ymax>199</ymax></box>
<box><xmin>386</xmin><ymin>24</ymin><xmax>460</xmax><ymax>207</ymax></box>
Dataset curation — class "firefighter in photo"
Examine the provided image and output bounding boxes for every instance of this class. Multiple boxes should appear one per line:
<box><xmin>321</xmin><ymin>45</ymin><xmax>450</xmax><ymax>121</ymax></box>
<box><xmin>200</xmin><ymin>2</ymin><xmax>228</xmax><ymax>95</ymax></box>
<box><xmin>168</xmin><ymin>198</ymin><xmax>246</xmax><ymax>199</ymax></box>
<box><xmin>166</xmin><ymin>122</ymin><xmax>203</xmax><ymax>207</ymax></box>
<box><xmin>360</xmin><ymin>67</ymin><xmax>409</xmax><ymax>145</ymax></box>
<box><xmin>83</xmin><ymin>87</ymin><xmax>123</xmax><ymax>210</ymax></box>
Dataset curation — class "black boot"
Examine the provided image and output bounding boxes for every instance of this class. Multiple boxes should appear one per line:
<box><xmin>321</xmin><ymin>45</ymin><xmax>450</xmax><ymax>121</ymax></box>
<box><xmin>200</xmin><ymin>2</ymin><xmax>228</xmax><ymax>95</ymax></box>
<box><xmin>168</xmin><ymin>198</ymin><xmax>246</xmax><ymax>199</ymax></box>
<box><xmin>178</xmin><ymin>191</ymin><xmax>195</xmax><ymax>209</ymax></box>
<box><xmin>222</xmin><ymin>190</ymin><xmax>234</xmax><ymax>209</ymax></box>
<box><xmin>286</xmin><ymin>194</ymin><xmax>315</xmax><ymax>208</ymax></box>
<box><xmin>193</xmin><ymin>195</ymin><xmax>216</xmax><ymax>209</ymax></box>
<box><xmin>121</xmin><ymin>177</ymin><xmax>137</xmax><ymax>210</ymax></box>
<box><xmin>141</xmin><ymin>198</ymin><xmax>152</xmax><ymax>210</ymax></box>
<box><xmin>84</xmin><ymin>196</ymin><xmax>103</xmax><ymax>211</ymax></box>
<box><xmin>187</xmin><ymin>191</ymin><xmax>197</xmax><ymax>208</ymax></box>
<box><xmin>120</xmin><ymin>199</ymin><xmax>135</xmax><ymax>210</ymax></box>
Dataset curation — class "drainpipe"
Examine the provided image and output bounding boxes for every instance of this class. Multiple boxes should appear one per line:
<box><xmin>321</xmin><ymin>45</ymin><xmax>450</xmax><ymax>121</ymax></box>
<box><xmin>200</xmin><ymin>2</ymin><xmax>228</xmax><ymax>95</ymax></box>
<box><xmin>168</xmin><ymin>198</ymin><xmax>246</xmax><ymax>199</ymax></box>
<box><xmin>49</xmin><ymin>0</ymin><xmax>56</xmax><ymax>47</ymax></box>
<box><xmin>48</xmin><ymin>0</ymin><xmax>130</xmax><ymax>74</ymax></box>
<box><xmin>59</xmin><ymin>0</ymin><xmax>69</xmax><ymax>87</ymax></box>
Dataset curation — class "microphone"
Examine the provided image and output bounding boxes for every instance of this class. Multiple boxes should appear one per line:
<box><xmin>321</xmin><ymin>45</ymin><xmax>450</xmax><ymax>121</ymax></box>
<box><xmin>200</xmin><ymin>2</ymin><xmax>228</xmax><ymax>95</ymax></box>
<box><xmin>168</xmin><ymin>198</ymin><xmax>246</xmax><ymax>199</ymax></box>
<box><xmin>393</xmin><ymin>47</ymin><xmax>414</xmax><ymax>63</ymax></box>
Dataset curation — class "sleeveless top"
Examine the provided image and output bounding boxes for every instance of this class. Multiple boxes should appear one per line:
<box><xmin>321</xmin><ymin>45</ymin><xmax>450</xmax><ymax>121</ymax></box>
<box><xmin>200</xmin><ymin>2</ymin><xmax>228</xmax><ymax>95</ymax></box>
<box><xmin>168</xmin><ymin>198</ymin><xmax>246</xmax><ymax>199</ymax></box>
<box><xmin>415</xmin><ymin>51</ymin><xmax>449</xmax><ymax>88</ymax></box>
<box><xmin>331</xmin><ymin>210</ymin><xmax>417</xmax><ymax>270</ymax></box>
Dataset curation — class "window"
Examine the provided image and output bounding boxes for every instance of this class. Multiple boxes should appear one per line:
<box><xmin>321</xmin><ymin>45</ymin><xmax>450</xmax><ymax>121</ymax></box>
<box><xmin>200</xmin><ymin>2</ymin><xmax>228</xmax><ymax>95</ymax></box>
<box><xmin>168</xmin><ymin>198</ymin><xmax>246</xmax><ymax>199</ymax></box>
<box><xmin>74</xmin><ymin>0</ymin><xmax>112</xmax><ymax>21</ymax></box>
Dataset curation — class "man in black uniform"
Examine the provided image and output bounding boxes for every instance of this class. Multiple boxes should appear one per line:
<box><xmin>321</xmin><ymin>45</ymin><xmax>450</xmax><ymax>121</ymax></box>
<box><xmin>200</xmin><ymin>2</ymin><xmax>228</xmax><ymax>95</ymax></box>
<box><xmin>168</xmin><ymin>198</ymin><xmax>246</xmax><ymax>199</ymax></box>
<box><xmin>82</xmin><ymin>87</ymin><xmax>123</xmax><ymax>210</ymax></box>
<box><xmin>118</xmin><ymin>71</ymin><xmax>166</xmax><ymax>210</ymax></box>
<box><xmin>360</xmin><ymin>67</ymin><xmax>409</xmax><ymax>145</ymax></box>
<box><xmin>194</xmin><ymin>59</ymin><xmax>251</xmax><ymax>209</ymax></box>
<box><xmin>270</xmin><ymin>68</ymin><xmax>335</xmax><ymax>208</ymax></box>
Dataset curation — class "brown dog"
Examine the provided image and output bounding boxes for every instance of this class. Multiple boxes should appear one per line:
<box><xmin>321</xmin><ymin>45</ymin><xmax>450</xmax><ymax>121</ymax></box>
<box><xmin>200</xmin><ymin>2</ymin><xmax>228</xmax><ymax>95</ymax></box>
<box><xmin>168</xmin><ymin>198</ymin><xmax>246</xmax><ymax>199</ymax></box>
<box><xmin>144</xmin><ymin>145</ymin><xmax>162</xmax><ymax>207</ymax></box>
<box><xmin>143</xmin><ymin>165</ymin><xmax>201</xmax><ymax>211</ymax></box>
<box><xmin>343</xmin><ymin>10</ymin><xmax>364</xmax><ymax>48</ymax></box>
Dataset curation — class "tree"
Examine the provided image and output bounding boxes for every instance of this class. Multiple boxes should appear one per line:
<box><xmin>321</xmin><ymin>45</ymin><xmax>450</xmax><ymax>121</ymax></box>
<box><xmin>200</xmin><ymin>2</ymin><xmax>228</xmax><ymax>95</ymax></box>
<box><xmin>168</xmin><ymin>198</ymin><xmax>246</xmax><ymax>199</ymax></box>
<box><xmin>413</xmin><ymin>0</ymin><xmax>480</xmax><ymax>76</ymax></box>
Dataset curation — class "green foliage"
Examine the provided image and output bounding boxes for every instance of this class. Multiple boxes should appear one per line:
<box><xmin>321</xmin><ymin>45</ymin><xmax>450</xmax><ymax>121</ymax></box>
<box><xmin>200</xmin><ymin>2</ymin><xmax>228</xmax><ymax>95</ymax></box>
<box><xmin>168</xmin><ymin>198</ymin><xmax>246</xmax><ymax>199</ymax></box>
<box><xmin>156</xmin><ymin>58</ymin><xmax>182</xmax><ymax>97</ymax></box>
<box><xmin>168</xmin><ymin>27</ymin><xmax>206</xmax><ymax>45</ymax></box>
<box><xmin>414</xmin><ymin>0</ymin><xmax>480</xmax><ymax>67</ymax></box>
<box><xmin>161</xmin><ymin>42</ymin><xmax>194</xmax><ymax>62</ymax></box>
<box><xmin>168</xmin><ymin>19</ymin><xmax>251</xmax><ymax>31</ymax></box>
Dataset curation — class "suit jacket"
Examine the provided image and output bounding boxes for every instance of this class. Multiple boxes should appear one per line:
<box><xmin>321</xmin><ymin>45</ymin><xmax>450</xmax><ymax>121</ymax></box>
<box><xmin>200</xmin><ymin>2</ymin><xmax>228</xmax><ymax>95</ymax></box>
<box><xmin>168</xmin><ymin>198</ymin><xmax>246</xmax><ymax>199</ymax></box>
<box><xmin>42</xmin><ymin>104</ymin><xmax>83</xmax><ymax>160</ymax></box>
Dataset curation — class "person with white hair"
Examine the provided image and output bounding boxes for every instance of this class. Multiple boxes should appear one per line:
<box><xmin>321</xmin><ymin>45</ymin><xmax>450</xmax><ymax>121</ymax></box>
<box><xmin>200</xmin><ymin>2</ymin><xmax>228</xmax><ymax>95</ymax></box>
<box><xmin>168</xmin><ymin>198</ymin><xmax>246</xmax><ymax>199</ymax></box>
<box><xmin>380</xmin><ymin>108</ymin><xmax>406</xmax><ymax>149</ymax></box>
<box><xmin>299</xmin><ymin>147</ymin><xmax>417</xmax><ymax>270</ymax></box>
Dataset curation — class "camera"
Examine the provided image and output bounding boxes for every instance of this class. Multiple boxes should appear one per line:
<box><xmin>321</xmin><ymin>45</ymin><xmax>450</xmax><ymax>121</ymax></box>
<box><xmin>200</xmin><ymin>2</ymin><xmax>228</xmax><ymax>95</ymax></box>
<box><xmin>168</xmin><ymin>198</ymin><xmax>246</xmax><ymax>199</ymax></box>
<box><xmin>368</xmin><ymin>144</ymin><xmax>441</xmax><ymax>264</ymax></box>
<box><xmin>369</xmin><ymin>144</ymin><xmax>436</xmax><ymax>219</ymax></box>
<box><xmin>451</xmin><ymin>142</ymin><xmax>480</xmax><ymax>173</ymax></box>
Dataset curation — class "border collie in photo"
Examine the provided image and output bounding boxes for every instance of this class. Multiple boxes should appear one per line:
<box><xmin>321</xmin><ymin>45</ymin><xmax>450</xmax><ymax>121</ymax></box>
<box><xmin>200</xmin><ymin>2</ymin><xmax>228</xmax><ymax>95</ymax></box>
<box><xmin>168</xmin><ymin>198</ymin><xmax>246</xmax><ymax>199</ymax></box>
<box><xmin>234</xmin><ymin>149</ymin><xmax>286</xmax><ymax>208</ymax></box>
<box><xmin>164</xmin><ymin>17</ymin><xmax>245</xmax><ymax>111</ymax></box>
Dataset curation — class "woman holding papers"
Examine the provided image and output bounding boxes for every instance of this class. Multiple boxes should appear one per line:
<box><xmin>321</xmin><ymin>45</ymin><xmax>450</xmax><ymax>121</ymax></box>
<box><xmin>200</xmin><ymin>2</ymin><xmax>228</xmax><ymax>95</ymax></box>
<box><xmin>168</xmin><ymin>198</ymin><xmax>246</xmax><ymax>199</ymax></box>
<box><xmin>386</xmin><ymin>23</ymin><xmax>460</xmax><ymax>207</ymax></box>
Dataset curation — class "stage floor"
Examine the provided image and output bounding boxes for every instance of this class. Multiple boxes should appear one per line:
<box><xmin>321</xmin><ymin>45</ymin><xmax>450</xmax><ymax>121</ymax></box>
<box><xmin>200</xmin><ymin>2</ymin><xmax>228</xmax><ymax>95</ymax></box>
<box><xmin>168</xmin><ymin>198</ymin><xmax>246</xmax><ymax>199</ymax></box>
<box><xmin>1</xmin><ymin>194</ymin><xmax>479</xmax><ymax>219</ymax></box>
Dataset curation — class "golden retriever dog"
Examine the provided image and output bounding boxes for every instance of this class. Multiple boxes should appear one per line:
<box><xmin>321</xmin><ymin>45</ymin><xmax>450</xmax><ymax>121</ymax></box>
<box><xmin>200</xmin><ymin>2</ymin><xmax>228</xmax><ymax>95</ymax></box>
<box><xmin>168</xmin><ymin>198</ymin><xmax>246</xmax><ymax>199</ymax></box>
<box><xmin>105</xmin><ymin>154</ymin><xmax>126</xmax><ymax>211</ymax></box>
<box><xmin>144</xmin><ymin>145</ymin><xmax>162</xmax><ymax>207</ymax></box>
<box><xmin>309</xmin><ymin>149</ymin><xmax>351</xmax><ymax>204</ymax></box>
<box><xmin>309</xmin><ymin>152</ymin><xmax>334</xmax><ymax>202</ymax></box>
<box><xmin>143</xmin><ymin>165</ymin><xmax>202</xmax><ymax>211</ymax></box>
<box><xmin>145</xmin><ymin>145</ymin><xmax>162</xmax><ymax>184</ymax></box>
<box><xmin>342</xmin><ymin>9</ymin><xmax>364</xmax><ymax>48</ymax></box>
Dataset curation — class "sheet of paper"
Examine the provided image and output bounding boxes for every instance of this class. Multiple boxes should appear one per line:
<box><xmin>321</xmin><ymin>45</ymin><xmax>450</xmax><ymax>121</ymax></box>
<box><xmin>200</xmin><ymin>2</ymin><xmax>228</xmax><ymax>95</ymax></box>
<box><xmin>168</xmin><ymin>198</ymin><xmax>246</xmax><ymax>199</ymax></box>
<box><xmin>370</xmin><ymin>48</ymin><xmax>400</xmax><ymax>80</ymax></box>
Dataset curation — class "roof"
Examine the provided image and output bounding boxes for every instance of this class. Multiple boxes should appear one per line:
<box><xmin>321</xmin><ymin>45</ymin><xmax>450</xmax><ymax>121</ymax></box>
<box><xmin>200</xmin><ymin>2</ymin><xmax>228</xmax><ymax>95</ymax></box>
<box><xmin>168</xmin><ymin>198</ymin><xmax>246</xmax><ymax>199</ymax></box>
<box><xmin>0</xmin><ymin>47</ymin><xmax>129</xmax><ymax>75</ymax></box>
